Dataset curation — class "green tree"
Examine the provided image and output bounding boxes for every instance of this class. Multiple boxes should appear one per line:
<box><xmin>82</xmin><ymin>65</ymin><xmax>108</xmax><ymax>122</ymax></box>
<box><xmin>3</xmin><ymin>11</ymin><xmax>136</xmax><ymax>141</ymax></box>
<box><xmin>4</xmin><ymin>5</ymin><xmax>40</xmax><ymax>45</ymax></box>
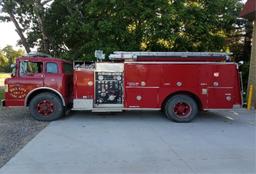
<box><xmin>0</xmin><ymin>0</ymin><xmax>53</xmax><ymax>53</ymax></box>
<box><xmin>44</xmin><ymin>0</ymin><xmax>175</xmax><ymax>59</ymax></box>
<box><xmin>0</xmin><ymin>46</ymin><xmax>24</xmax><ymax>72</ymax></box>
<box><xmin>0</xmin><ymin>50</ymin><xmax>8</xmax><ymax>68</ymax></box>
<box><xmin>0</xmin><ymin>0</ymin><xmax>244</xmax><ymax>60</ymax></box>
<box><xmin>43</xmin><ymin>0</ymin><xmax>243</xmax><ymax>60</ymax></box>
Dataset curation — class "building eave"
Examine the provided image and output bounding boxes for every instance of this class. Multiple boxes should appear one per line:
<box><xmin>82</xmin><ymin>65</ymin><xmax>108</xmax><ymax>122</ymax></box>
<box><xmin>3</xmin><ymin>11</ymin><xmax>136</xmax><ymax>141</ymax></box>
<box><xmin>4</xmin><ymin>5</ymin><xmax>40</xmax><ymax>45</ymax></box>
<box><xmin>240</xmin><ymin>0</ymin><xmax>256</xmax><ymax>20</ymax></box>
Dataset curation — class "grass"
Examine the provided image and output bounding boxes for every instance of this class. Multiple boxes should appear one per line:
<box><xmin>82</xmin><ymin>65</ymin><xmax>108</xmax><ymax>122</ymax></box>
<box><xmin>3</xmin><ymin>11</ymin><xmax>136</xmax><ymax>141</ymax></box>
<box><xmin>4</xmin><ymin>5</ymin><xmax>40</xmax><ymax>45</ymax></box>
<box><xmin>0</xmin><ymin>73</ymin><xmax>10</xmax><ymax>89</ymax></box>
<box><xmin>0</xmin><ymin>73</ymin><xmax>10</xmax><ymax>100</ymax></box>
<box><xmin>0</xmin><ymin>88</ymin><xmax>4</xmax><ymax>100</ymax></box>
<box><xmin>0</xmin><ymin>73</ymin><xmax>11</xmax><ymax>79</ymax></box>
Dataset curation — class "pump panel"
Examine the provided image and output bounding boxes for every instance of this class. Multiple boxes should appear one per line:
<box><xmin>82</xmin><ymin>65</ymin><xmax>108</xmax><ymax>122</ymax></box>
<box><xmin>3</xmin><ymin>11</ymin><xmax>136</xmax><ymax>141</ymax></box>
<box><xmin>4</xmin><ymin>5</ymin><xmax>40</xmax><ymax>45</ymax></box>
<box><xmin>95</xmin><ymin>72</ymin><xmax>123</xmax><ymax>105</ymax></box>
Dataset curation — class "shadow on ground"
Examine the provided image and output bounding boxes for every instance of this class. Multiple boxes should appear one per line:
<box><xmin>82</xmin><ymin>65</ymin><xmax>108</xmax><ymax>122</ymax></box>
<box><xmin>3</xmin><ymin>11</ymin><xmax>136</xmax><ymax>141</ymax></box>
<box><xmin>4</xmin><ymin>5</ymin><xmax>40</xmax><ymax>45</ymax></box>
<box><xmin>62</xmin><ymin>109</ymin><xmax>255</xmax><ymax>126</ymax></box>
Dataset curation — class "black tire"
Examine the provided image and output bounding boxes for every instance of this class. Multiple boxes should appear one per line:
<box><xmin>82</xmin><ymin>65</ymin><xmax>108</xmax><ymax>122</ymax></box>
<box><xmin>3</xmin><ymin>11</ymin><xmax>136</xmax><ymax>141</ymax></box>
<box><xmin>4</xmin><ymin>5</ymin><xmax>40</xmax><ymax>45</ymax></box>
<box><xmin>164</xmin><ymin>94</ymin><xmax>198</xmax><ymax>122</ymax></box>
<box><xmin>29</xmin><ymin>92</ymin><xmax>64</xmax><ymax>121</ymax></box>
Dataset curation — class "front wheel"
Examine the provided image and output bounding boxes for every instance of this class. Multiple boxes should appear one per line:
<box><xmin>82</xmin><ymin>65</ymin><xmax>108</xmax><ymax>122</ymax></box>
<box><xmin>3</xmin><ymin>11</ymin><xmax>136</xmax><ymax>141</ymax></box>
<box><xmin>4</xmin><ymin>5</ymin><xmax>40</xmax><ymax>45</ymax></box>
<box><xmin>29</xmin><ymin>92</ymin><xmax>64</xmax><ymax>121</ymax></box>
<box><xmin>164</xmin><ymin>94</ymin><xmax>198</xmax><ymax>122</ymax></box>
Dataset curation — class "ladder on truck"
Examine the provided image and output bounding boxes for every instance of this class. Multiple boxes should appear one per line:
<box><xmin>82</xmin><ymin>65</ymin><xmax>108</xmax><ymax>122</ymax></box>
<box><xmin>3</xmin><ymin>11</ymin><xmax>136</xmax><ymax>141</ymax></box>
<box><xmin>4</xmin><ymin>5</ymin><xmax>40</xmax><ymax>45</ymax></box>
<box><xmin>108</xmin><ymin>51</ymin><xmax>231</xmax><ymax>62</ymax></box>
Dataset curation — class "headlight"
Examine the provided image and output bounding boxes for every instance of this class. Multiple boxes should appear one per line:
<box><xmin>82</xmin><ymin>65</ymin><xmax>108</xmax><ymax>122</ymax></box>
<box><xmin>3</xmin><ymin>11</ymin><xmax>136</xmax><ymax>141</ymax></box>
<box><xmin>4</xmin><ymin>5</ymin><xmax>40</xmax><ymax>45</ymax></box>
<box><xmin>4</xmin><ymin>84</ymin><xmax>8</xmax><ymax>92</ymax></box>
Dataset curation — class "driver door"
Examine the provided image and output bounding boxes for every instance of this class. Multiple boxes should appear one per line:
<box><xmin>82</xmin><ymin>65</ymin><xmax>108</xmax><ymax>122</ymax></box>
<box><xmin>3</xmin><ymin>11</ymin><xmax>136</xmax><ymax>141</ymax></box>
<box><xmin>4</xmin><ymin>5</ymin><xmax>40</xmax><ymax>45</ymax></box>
<box><xmin>7</xmin><ymin>60</ymin><xmax>44</xmax><ymax>106</ymax></box>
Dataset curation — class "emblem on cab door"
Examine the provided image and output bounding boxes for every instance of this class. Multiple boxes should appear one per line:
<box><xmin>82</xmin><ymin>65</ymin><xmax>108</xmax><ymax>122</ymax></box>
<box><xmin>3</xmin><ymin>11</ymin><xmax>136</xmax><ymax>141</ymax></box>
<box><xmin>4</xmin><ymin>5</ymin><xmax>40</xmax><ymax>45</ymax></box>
<box><xmin>9</xmin><ymin>86</ymin><xmax>27</xmax><ymax>99</ymax></box>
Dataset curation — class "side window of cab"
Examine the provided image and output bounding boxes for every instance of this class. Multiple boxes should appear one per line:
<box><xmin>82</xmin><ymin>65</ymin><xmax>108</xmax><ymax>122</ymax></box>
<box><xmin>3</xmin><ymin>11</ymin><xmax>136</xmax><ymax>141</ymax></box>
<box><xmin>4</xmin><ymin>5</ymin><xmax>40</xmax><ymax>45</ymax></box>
<box><xmin>46</xmin><ymin>62</ymin><xmax>58</xmax><ymax>74</ymax></box>
<box><xmin>19</xmin><ymin>61</ymin><xmax>43</xmax><ymax>76</ymax></box>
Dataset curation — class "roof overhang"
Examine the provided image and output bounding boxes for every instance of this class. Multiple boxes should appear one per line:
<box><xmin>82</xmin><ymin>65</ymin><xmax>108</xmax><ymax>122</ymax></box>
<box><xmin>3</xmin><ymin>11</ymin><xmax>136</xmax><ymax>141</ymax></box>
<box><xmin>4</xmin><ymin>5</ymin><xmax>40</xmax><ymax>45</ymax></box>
<box><xmin>240</xmin><ymin>0</ymin><xmax>256</xmax><ymax>21</ymax></box>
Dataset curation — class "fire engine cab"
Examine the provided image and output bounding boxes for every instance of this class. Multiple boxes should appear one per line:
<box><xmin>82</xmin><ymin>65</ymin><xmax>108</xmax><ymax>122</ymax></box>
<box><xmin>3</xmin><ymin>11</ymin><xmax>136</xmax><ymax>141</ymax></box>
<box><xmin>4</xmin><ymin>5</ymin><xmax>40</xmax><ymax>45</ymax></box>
<box><xmin>2</xmin><ymin>51</ymin><xmax>242</xmax><ymax>122</ymax></box>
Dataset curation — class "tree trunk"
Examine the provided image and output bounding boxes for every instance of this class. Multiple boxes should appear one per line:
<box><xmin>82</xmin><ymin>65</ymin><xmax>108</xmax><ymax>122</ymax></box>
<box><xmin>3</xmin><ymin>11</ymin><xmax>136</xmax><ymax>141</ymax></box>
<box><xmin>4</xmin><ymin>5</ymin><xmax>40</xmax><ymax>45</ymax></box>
<box><xmin>247</xmin><ymin>20</ymin><xmax>256</xmax><ymax>108</ymax></box>
<box><xmin>33</xmin><ymin>0</ymin><xmax>50</xmax><ymax>53</ymax></box>
<box><xmin>8</xmin><ymin>12</ymin><xmax>31</xmax><ymax>53</ymax></box>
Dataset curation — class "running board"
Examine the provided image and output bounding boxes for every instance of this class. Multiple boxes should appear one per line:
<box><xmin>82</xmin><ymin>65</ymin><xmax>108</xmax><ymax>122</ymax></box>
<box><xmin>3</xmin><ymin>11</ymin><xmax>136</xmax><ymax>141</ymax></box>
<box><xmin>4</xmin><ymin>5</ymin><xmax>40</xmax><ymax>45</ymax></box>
<box><xmin>92</xmin><ymin>108</ymin><xmax>123</xmax><ymax>112</ymax></box>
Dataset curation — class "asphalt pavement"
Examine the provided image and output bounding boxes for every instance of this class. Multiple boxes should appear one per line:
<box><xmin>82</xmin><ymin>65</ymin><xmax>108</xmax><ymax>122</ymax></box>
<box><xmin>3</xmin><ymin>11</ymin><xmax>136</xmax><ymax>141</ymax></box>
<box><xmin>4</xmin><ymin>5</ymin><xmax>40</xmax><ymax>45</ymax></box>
<box><xmin>0</xmin><ymin>109</ymin><xmax>255</xmax><ymax>174</ymax></box>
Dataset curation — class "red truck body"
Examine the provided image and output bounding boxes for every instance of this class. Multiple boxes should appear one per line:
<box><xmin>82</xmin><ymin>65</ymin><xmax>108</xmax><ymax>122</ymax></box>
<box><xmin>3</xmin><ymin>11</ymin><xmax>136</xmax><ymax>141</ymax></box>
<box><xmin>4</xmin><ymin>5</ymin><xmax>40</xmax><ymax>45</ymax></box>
<box><xmin>2</xmin><ymin>51</ymin><xmax>242</xmax><ymax>122</ymax></box>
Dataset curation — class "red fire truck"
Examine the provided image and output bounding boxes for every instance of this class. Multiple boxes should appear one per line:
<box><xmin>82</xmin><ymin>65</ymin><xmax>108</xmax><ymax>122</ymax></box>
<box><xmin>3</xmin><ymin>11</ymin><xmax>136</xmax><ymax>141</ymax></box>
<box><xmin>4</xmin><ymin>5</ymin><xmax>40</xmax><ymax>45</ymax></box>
<box><xmin>1</xmin><ymin>51</ymin><xmax>242</xmax><ymax>122</ymax></box>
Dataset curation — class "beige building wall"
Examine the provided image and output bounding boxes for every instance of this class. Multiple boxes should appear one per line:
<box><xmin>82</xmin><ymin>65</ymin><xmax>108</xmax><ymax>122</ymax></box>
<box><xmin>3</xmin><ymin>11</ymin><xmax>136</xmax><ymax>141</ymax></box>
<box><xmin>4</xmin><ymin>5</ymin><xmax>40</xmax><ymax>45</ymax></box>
<box><xmin>247</xmin><ymin>20</ymin><xmax>256</xmax><ymax>108</ymax></box>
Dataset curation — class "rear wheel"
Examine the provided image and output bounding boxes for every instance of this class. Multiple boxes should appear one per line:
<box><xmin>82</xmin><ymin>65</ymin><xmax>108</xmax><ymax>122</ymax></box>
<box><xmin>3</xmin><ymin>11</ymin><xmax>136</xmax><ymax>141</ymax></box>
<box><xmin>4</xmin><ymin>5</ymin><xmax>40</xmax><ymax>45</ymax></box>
<box><xmin>29</xmin><ymin>92</ymin><xmax>64</xmax><ymax>121</ymax></box>
<box><xmin>164</xmin><ymin>94</ymin><xmax>198</xmax><ymax>122</ymax></box>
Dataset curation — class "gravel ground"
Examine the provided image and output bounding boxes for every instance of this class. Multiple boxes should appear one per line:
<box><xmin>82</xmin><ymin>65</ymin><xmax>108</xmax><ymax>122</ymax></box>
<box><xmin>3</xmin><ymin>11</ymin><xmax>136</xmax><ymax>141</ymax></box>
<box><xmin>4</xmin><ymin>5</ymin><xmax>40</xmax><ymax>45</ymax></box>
<box><xmin>0</xmin><ymin>107</ymin><xmax>48</xmax><ymax>168</ymax></box>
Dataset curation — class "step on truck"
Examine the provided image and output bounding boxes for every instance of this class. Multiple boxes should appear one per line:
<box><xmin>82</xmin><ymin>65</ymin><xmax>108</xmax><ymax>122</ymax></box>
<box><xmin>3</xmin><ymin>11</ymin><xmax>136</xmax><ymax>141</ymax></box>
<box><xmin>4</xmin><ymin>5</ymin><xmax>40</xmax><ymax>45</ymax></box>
<box><xmin>1</xmin><ymin>51</ymin><xmax>242</xmax><ymax>122</ymax></box>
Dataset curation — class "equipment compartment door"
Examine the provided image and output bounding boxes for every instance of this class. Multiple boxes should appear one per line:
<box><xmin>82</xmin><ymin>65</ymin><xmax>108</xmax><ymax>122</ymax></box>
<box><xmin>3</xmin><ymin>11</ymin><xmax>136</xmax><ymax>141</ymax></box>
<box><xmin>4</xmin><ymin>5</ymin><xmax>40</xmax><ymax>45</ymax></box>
<box><xmin>207</xmin><ymin>88</ymin><xmax>234</xmax><ymax>109</ymax></box>
<box><xmin>74</xmin><ymin>69</ymin><xmax>94</xmax><ymax>99</ymax></box>
<box><xmin>206</xmin><ymin>64</ymin><xmax>241</xmax><ymax>109</ymax></box>
<box><xmin>125</xmin><ymin>87</ymin><xmax>159</xmax><ymax>108</ymax></box>
<box><xmin>124</xmin><ymin>63</ymin><xmax>162</xmax><ymax>108</ymax></box>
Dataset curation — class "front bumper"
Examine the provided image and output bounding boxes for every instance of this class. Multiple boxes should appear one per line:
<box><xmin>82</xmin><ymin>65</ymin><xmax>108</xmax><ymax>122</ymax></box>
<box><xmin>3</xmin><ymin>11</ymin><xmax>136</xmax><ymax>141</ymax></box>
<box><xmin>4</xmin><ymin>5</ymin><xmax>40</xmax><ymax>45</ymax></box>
<box><xmin>1</xmin><ymin>99</ymin><xmax>5</xmax><ymax>107</ymax></box>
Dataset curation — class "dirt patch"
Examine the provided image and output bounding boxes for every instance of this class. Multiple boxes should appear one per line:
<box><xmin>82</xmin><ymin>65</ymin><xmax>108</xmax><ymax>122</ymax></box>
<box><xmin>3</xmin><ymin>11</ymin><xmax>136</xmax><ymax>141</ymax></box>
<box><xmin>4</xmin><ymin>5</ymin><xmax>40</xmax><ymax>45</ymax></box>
<box><xmin>0</xmin><ymin>107</ymin><xmax>48</xmax><ymax>168</ymax></box>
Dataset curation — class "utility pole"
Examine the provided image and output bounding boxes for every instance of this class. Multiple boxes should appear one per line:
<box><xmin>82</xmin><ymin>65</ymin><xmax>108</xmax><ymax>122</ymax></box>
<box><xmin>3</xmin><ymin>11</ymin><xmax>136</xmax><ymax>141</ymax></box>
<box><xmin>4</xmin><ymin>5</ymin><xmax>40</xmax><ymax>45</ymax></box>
<box><xmin>248</xmin><ymin>20</ymin><xmax>256</xmax><ymax>108</ymax></box>
<box><xmin>240</xmin><ymin>0</ymin><xmax>256</xmax><ymax>109</ymax></box>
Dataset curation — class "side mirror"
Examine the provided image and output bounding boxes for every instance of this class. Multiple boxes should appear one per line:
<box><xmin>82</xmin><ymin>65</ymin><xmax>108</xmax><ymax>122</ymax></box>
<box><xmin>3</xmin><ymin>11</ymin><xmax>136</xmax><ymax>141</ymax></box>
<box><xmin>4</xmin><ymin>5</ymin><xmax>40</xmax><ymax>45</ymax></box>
<box><xmin>238</xmin><ymin>61</ymin><xmax>244</xmax><ymax>65</ymax></box>
<box><xmin>10</xmin><ymin>63</ymin><xmax>16</xmax><ymax>69</ymax></box>
<box><xmin>10</xmin><ymin>64</ymin><xmax>16</xmax><ymax>77</ymax></box>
